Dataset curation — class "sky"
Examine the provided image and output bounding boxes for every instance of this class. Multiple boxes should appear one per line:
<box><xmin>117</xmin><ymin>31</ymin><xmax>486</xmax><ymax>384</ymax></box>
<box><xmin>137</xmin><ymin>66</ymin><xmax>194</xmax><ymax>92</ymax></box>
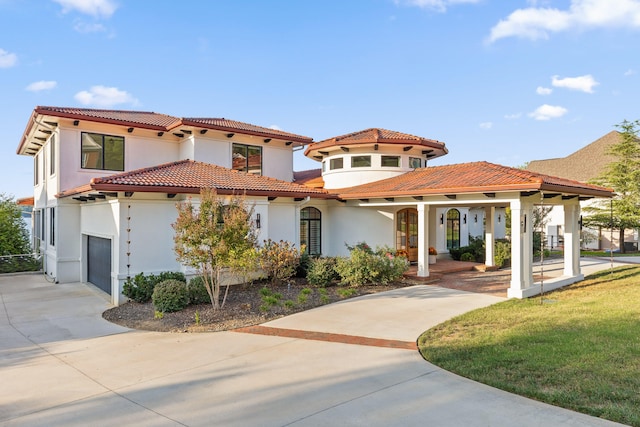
<box><xmin>2</xmin><ymin>0</ymin><xmax>640</xmax><ymax>199</ymax></box>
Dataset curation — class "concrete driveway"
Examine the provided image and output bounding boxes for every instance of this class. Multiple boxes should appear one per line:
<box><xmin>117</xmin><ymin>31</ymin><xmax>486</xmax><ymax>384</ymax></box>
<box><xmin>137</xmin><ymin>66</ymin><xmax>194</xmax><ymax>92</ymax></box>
<box><xmin>0</xmin><ymin>268</ymin><xmax>625</xmax><ymax>427</ymax></box>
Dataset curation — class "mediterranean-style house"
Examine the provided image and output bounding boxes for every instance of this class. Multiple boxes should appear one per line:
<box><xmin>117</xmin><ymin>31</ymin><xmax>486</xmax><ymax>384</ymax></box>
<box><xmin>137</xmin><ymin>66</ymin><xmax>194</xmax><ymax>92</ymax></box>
<box><xmin>526</xmin><ymin>131</ymin><xmax>636</xmax><ymax>251</ymax></box>
<box><xmin>17</xmin><ymin>106</ymin><xmax>613</xmax><ymax>305</ymax></box>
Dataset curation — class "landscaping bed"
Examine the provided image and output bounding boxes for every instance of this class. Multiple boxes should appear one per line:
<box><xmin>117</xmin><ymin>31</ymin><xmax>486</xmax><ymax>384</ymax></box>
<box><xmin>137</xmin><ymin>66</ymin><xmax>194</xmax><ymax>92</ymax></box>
<box><xmin>103</xmin><ymin>278</ymin><xmax>413</xmax><ymax>333</ymax></box>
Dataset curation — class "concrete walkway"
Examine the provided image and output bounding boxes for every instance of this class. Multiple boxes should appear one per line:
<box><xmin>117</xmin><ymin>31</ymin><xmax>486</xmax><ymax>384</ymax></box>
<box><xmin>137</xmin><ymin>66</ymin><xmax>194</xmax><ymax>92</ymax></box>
<box><xmin>0</xmin><ymin>264</ymin><xmax>626</xmax><ymax>427</ymax></box>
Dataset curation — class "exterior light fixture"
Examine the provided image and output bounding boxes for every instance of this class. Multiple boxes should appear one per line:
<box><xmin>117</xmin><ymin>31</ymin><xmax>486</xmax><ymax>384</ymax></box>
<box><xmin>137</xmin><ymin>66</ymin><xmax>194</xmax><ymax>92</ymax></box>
<box><xmin>498</xmin><ymin>214</ymin><xmax>501</xmax><ymax>223</ymax></box>
<box><xmin>256</xmin><ymin>213</ymin><xmax>261</xmax><ymax>229</ymax></box>
<box><xmin>463</xmin><ymin>214</ymin><xmax>467</xmax><ymax>224</ymax></box>
<box><xmin>440</xmin><ymin>213</ymin><xmax>444</xmax><ymax>224</ymax></box>
<box><xmin>474</xmin><ymin>214</ymin><xmax>478</xmax><ymax>223</ymax></box>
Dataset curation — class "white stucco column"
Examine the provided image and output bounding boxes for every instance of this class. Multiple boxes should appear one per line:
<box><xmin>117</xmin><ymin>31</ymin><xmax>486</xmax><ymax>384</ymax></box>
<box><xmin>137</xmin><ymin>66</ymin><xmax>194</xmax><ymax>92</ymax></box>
<box><xmin>485</xmin><ymin>206</ymin><xmax>495</xmax><ymax>267</ymax></box>
<box><xmin>417</xmin><ymin>203</ymin><xmax>430</xmax><ymax>277</ymax></box>
<box><xmin>563</xmin><ymin>201</ymin><xmax>582</xmax><ymax>277</ymax></box>
<box><xmin>508</xmin><ymin>200</ymin><xmax>534</xmax><ymax>298</ymax></box>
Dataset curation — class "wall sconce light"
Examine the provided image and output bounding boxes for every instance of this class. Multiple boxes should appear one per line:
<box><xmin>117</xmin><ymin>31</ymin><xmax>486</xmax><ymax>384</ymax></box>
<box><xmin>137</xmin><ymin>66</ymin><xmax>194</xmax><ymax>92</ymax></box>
<box><xmin>463</xmin><ymin>214</ymin><xmax>467</xmax><ymax>224</ymax></box>
<box><xmin>440</xmin><ymin>213</ymin><xmax>444</xmax><ymax>224</ymax></box>
<box><xmin>498</xmin><ymin>214</ymin><xmax>502</xmax><ymax>223</ymax></box>
<box><xmin>474</xmin><ymin>214</ymin><xmax>478</xmax><ymax>223</ymax></box>
<box><xmin>523</xmin><ymin>214</ymin><xmax>527</xmax><ymax>233</ymax></box>
<box><xmin>256</xmin><ymin>213</ymin><xmax>261</xmax><ymax>229</ymax></box>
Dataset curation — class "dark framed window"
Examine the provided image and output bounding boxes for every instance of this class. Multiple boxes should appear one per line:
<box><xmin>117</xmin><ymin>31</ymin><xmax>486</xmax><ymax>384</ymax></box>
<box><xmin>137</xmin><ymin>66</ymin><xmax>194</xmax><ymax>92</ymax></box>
<box><xmin>81</xmin><ymin>132</ymin><xmax>124</xmax><ymax>171</ymax></box>
<box><xmin>446</xmin><ymin>209</ymin><xmax>460</xmax><ymax>250</ymax></box>
<box><xmin>34</xmin><ymin>154</ymin><xmax>39</xmax><ymax>185</ymax></box>
<box><xmin>50</xmin><ymin>135</ymin><xmax>56</xmax><ymax>175</ymax></box>
<box><xmin>329</xmin><ymin>158</ymin><xmax>343</xmax><ymax>170</ymax></box>
<box><xmin>232</xmin><ymin>143</ymin><xmax>262</xmax><ymax>175</ymax></box>
<box><xmin>351</xmin><ymin>155</ymin><xmax>371</xmax><ymax>168</ymax></box>
<box><xmin>409</xmin><ymin>157</ymin><xmax>423</xmax><ymax>169</ymax></box>
<box><xmin>49</xmin><ymin>207</ymin><xmax>55</xmax><ymax>247</ymax></box>
<box><xmin>300</xmin><ymin>207</ymin><xmax>321</xmax><ymax>256</ymax></box>
<box><xmin>381</xmin><ymin>155</ymin><xmax>400</xmax><ymax>167</ymax></box>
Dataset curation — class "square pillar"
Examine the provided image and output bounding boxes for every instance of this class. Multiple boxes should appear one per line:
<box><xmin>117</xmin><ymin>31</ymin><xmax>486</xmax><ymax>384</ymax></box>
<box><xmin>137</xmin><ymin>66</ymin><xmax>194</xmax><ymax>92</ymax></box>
<box><xmin>508</xmin><ymin>200</ymin><xmax>534</xmax><ymax>298</ymax></box>
<box><xmin>564</xmin><ymin>201</ymin><xmax>581</xmax><ymax>277</ymax></box>
<box><xmin>417</xmin><ymin>204</ymin><xmax>430</xmax><ymax>277</ymax></box>
<box><xmin>485</xmin><ymin>206</ymin><xmax>495</xmax><ymax>267</ymax></box>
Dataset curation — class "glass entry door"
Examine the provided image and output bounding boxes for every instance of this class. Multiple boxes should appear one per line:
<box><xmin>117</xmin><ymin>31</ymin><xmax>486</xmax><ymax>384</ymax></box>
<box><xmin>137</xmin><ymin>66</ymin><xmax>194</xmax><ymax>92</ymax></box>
<box><xmin>396</xmin><ymin>208</ymin><xmax>418</xmax><ymax>262</ymax></box>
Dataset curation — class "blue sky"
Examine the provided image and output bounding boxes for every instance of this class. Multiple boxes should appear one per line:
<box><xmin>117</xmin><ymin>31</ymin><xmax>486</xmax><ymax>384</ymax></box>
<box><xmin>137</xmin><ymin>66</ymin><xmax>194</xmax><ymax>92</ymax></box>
<box><xmin>2</xmin><ymin>0</ymin><xmax>640</xmax><ymax>198</ymax></box>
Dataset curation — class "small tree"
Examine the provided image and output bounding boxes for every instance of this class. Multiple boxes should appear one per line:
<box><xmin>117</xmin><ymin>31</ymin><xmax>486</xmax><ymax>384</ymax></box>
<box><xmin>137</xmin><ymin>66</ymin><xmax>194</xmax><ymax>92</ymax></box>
<box><xmin>584</xmin><ymin>120</ymin><xmax>640</xmax><ymax>253</ymax></box>
<box><xmin>173</xmin><ymin>189</ymin><xmax>258</xmax><ymax>309</ymax></box>
<box><xmin>0</xmin><ymin>194</ymin><xmax>31</xmax><ymax>256</ymax></box>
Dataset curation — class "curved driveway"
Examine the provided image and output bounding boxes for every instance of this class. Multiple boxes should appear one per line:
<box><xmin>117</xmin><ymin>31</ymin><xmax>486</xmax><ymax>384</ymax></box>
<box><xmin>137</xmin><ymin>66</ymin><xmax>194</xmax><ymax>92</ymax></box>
<box><xmin>0</xmin><ymin>264</ymin><xmax>625</xmax><ymax>427</ymax></box>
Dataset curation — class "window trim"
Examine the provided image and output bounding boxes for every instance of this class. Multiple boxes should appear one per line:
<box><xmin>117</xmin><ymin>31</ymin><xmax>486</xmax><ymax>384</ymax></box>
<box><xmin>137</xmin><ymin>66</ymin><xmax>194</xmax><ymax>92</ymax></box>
<box><xmin>81</xmin><ymin>132</ymin><xmax>125</xmax><ymax>171</ymax></box>
<box><xmin>300</xmin><ymin>207</ymin><xmax>321</xmax><ymax>256</ymax></box>
<box><xmin>329</xmin><ymin>157</ymin><xmax>344</xmax><ymax>170</ymax></box>
<box><xmin>381</xmin><ymin>155</ymin><xmax>400</xmax><ymax>167</ymax></box>
<box><xmin>351</xmin><ymin>155</ymin><xmax>371</xmax><ymax>168</ymax></box>
<box><xmin>232</xmin><ymin>143</ymin><xmax>262</xmax><ymax>175</ymax></box>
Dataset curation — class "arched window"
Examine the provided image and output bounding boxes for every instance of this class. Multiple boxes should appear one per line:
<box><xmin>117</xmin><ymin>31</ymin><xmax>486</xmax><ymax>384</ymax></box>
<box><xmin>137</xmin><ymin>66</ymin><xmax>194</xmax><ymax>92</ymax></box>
<box><xmin>300</xmin><ymin>207</ymin><xmax>321</xmax><ymax>256</ymax></box>
<box><xmin>446</xmin><ymin>209</ymin><xmax>461</xmax><ymax>250</ymax></box>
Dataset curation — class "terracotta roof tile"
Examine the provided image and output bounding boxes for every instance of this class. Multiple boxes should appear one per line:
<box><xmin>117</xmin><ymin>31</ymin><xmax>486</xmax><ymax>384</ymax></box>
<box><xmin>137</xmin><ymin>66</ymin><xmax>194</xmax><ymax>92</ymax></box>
<box><xmin>57</xmin><ymin>160</ymin><xmax>335</xmax><ymax>199</ymax></box>
<box><xmin>335</xmin><ymin>161</ymin><xmax>613</xmax><ymax>199</ymax></box>
<box><xmin>182</xmin><ymin>118</ymin><xmax>312</xmax><ymax>143</ymax></box>
<box><xmin>34</xmin><ymin>106</ymin><xmax>181</xmax><ymax>130</ymax></box>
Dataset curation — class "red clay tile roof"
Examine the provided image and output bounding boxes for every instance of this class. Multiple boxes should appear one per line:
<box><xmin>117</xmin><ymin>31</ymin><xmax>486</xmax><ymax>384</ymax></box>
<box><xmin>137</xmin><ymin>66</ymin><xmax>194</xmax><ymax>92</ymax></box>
<box><xmin>18</xmin><ymin>106</ymin><xmax>312</xmax><ymax>155</ymax></box>
<box><xmin>293</xmin><ymin>169</ymin><xmax>325</xmax><ymax>188</ymax></box>
<box><xmin>305</xmin><ymin>128</ymin><xmax>448</xmax><ymax>157</ymax></box>
<box><xmin>334</xmin><ymin>161</ymin><xmax>613</xmax><ymax>199</ymax></box>
<box><xmin>56</xmin><ymin>160</ymin><xmax>336</xmax><ymax>199</ymax></box>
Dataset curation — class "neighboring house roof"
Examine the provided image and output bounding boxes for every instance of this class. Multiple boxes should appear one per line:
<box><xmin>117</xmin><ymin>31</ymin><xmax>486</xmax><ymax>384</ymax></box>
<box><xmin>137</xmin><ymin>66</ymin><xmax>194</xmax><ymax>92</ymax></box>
<box><xmin>525</xmin><ymin>131</ymin><xmax>620</xmax><ymax>182</ymax></box>
<box><xmin>304</xmin><ymin>128</ymin><xmax>448</xmax><ymax>159</ymax></box>
<box><xmin>293</xmin><ymin>169</ymin><xmax>324</xmax><ymax>188</ymax></box>
<box><xmin>16</xmin><ymin>196</ymin><xmax>34</xmax><ymax>206</ymax></box>
<box><xmin>17</xmin><ymin>106</ymin><xmax>313</xmax><ymax>156</ymax></box>
<box><xmin>334</xmin><ymin>161</ymin><xmax>613</xmax><ymax>199</ymax></box>
<box><xmin>56</xmin><ymin>160</ymin><xmax>336</xmax><ymax>200</ymax></box>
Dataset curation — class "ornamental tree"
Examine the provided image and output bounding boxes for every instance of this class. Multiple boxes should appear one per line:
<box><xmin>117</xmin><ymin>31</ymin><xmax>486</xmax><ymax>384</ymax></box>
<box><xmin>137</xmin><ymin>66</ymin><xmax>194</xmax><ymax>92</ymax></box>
<box><xmin>584</xmin><ymin>120</ymin><xmax>640</xmax><ymax>253</ymax></box>
<box><xmin>173</xmin><ymin>189</ymin><xmax>258</xmax><ymax>309</ymax></box>
<box><xmin>0</xmin><ymin>193</ymin><xmax>31</xmax><ymax>256</ymax></box>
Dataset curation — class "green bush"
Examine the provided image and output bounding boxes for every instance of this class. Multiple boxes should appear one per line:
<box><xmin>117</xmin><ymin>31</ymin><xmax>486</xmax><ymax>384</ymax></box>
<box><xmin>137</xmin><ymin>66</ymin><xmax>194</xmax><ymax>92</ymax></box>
<box><xmin>306</xmin><ymin>257</ymin><xmax>339</xmax><ymax>287</ymax></box>
<box><xmin>123</xmin><ymin>271</ymin><xmax>186</xmax><ymax>303</ymax></box>
<box><xmin>187</xmin><ymin>276</ymin><xmax>211</xmax><ymax>305</ymax></box>
<box><xmin>494</xmin><ymin>239</ymin><xmax>511</xmax><ymax>268</ymax></box>
<box><xmin>258</xmin><ymin>239</ymin><xmax>301</xmax><ymax>285</ymax></box>
<box><xmin>152</xmin><ymin>279</ymin><xmax>189</xmax><ymax>313</ymax></box>
<box><xmin>460</xmin><ymin>252</ymin><xmax>475</xmax><ymax>262</ymax></box>
<box><xmin>0</xmin><ymin>254</ymin><xmax>41</xmax><ymax>273</ymax></box>
<box><xmin>296</xmin><ymin>252</ymin><xmax>311</xmax><ymax>278</ymax></box>
<box><xmin>449</xmin><ymin>236</ymin><xmax>485</xmax><ymax>262</ymax></box>
<box><xmin>335</xmin><ymin>244</ymin><xmax>408</xmax><ymax>286</ymax></box>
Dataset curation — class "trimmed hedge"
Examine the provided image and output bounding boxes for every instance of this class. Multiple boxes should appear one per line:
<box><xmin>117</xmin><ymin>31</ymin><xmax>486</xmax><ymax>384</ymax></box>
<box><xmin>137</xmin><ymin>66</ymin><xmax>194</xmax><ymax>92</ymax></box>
<box><xmin>123</xmin><ymin>271</ymin><xmax>186</xmax><ymax>303</ymax></box>
<box><xmin>152</xmin><ymin>279</ymin><xmax>189</xmax><ymax>313</ymax></box>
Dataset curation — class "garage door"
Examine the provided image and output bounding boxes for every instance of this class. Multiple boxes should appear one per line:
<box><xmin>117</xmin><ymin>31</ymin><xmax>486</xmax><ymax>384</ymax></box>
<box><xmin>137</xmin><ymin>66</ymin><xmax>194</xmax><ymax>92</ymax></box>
<box><xmin>87</xmin><ymin>236</ymin><xmax>112</xmax><ymax>295</ymax></box>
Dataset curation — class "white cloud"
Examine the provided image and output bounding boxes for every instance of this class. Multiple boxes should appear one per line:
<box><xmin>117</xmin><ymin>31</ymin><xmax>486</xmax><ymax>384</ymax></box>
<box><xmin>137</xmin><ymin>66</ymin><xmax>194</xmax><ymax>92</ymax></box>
<box><xmin>74</xmin><ymin>21</ymin><xmax>105</xmax><ymax>33</ymax></box>
<box><xmin>504</xmin><ymin>113</ymin><xmax>522</xmax><ymax>119</ymax></box>
<box><xmin>528</xmin><ymin>104</ymin><xmax>568</xmax><ymax>120</ymax></box>
<box><xmin>536</xmin><ymin>86</ymin><xmax>552</xmax><ymax>95</ymax></box>
<box><xmin>53</xmin><ymin>0</ymin><xmax>118</xmax><ymax>18</ymax></box>
<box><xmin>0</xmin><ymin>48</ymin><xmax>17</xmax><ymax>68</ymax></box>
<box><xmin>26</xmin><ymin>80</ymin><xmax>57</xmax><ymax>92</ymax></box>
<box><xmin>479</xmin><ymin>122</ymin><xmax>493</xmax><ymax>129</ymax></box>
<box><xmin>624</xmin><ymin>69</ymin><xmax>636</xmax><ymax>76</ymax></box>
<box><xmin>269</xmin><ymin>125</ymin><xmax>282</xmax><ymax>131</ymax></box>
<box><xmin>551</xmin><ymin>74</ymin><xmax>599</xmax><ymax>93</ymax></box>
<box><xmin>394</xmin><ymin>0</ymin><xmax>480</xmax><ymax>12</ymax></box>
<box><xmin>487</xmin><ymin>0</ymin><xmax>640</xmax><ymax>43</ymax></box>
<box><xmin>74</xmin><ymin>85</ymin><xmax>138</xmax><ymax>107</ymax></box>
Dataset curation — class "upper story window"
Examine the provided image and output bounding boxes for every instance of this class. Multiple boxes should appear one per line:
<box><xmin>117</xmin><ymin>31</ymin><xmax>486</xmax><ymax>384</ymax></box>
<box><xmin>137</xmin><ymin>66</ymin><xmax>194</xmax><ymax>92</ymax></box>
<box><xmin>232</xmin><ymin>143</ymin><xmax>262</xmax><ymax>175</ymax></box>
<box><xmin>351</xmin><ymin>155</ymin><xmax>371</xmax><ymax>168</ymax></box>
<box><xmin>81</xmin><ymin>132</ymin><xmax>124</xmax><ymax>171</ymax></box>
<box><xmin>50</xmin><ymin>135</ymin><xmax>56</xmax><ymax>176</ymax></box>
<box><xmin>329</xmin><ymin>158</ymin><xmax>343</xmax><ymax>170</ymax></box>
<box><xmin>34</xmin><ymin>153</ymin><xmax>39</xmax><ymax>185</ymax></box>
<box><xmin>381</xmin><ymin>155</ymin><xmax>400</xmax><ymax>167</ymax></box>
<box><xmin>409</xmin><ymin>157</ymin><xmax>423</xmax><ymax>169</ymax></box>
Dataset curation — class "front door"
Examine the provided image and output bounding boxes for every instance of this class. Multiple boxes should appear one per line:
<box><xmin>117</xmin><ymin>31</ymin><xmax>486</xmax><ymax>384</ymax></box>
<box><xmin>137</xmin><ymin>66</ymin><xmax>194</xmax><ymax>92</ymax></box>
<box><xmin>396</xmin><ymin>208</ymin><xmax>418</xmax><ymax>262</ymax></box>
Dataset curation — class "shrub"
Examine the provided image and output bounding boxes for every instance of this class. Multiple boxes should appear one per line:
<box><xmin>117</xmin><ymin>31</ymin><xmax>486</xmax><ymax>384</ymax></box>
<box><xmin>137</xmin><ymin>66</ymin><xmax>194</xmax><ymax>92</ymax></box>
<box><xmin>449</xmin><ymin>236</ymin><xmax>485</xmax><ymax>262</ymax></box>
<box><xmin>123</xmin><ymin>271</ymin><xmax>186</xmax><ymax>303</ymax></box>
<box><xmin>258</xmin><ymin>239</ymin><xmax>302</xmax><ymax>285</ymax></box>
<box><xmin>335</xmin><ymin>244</ymin><xmax>408</xmax><ymax>286</ymax></box>
<box><xmin>494</xmin><ymin>239</ymin><xmax>511</xmax><ymax>268</ymax></box>
<box><xmin>296</xmin><ymin>252</ymin><xmax>311</xmax><ymax>278</ymax></box>
<box><xmin>460</xmin><ymin>252</ymin><xmax>475</xmax><ymax>262</ymax></box>
<box><xmin>187</xmin><ymin>276</ymin><xmax>211</xmax><ymax>305</ymax></box>
<box><xmin>306</xmin><ymin>257</ymin><xmax>339</xmax><ymax>287</ymax></box>
<box><xmin>152</xmin><ymin>279</ymin><xmax>189</xmax><ymax>313</ymax></box>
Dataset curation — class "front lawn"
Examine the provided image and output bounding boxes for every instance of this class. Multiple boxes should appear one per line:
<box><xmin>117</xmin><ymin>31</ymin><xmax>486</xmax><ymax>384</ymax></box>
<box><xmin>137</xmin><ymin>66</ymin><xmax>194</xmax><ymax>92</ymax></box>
<box><xmin>418</xmin><ymin>265</ymin><xmax>640</xmax><ymax>426</ymax></box>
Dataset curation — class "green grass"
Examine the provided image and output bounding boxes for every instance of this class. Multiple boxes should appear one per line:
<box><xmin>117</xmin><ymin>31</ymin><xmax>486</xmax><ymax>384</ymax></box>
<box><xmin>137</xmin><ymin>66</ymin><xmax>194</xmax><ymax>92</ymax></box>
<box><xmin>418</xmin><ymin>265</ymin><xmax>640</xmax><ymax>426</ymax></box>
<box><xmin>581</xmin><ymin>250</ymin><xmax>640</xmax><ymax>257</ymax></box>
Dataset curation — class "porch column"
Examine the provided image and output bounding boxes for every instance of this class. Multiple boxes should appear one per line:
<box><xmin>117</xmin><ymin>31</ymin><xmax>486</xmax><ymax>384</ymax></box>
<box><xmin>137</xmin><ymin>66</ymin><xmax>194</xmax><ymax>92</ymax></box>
<box><xmin>417</xmin><ymin>203</ymin><xmax>430</xmax><ymax>277</ymax></box>
<box><xmin>563</xmin><ymin>201</ymin><xmax>582</xmax><ymax>277</ymax></box>
<box><xmin>508</xmin><ymin>200</ymin><xmax>534</xmax><ymax>298</ymax></box>
<box><xmin>485</xmin><ymin>206</ymin><xmax>495</xmax><ymax>267</ymax></box>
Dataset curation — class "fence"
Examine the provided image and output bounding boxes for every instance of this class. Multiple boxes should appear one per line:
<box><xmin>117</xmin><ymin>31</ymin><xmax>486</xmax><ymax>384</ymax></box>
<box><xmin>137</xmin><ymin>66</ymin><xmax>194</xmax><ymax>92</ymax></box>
<box><xmin>0</xmin><ymin>253</ymin><xmax>42</xmax><ymax>274</ymax></box>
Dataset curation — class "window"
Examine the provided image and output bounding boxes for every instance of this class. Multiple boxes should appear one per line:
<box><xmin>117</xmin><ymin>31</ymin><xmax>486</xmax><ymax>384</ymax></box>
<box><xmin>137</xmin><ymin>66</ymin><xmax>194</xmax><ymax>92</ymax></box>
<box><xmin>322</xmin><ymin>161</ymin><xmax>326</xmax><ymax>172</ymax></box>
<box><xmin>34</xmin><ymin>154</ymin><xmax>39</xmax><ymax>185</ymax></box>
<box><xmin>329</xmin><ymin>158</ymin><xmax>343</xmax><ymax>170</ymax></box>
<box><xmin>409</xmin><ymin>157</ymin><xmax>423</xmax><ymax>169</ymax></box>
<box><xmin>446</xmin><ymin>209</ymin><xmax>460</xmax><ymax>250</ymax></box>
<box><xmin>300</xmin><ymin>207</ymin><xmax>321</xmax><ymax>256</ymax></box>
<box><xmin>232</xmin><ymin>143</ymin><xmax>262</xmax><ymax>175</ymax></box>
<box><xmin>81</xmin><ymin>132</ymin><xmax>124</xmax><ymax>171</ymax></box>
<box><xmin>34</xmin><ymin>209</ymin><xmax>41</xmax><ymax>240</ymax></box>
<box><xmin>49</xmin><ymin>207</ymin><xmax>55</xmax><ymax>247</ymax></box>
<box><xmin>381</xmin><ymin>155</ymin><xmax>400</xmax><ymax>167</ymax></box>
<box><xmin>50</xmin><ymin>135</ymin><xmax>56</xmax><ymax>175</ymax></box>
<box><xmin>351</xmin><ymin>155</ymin><xmax>371</xmax><ymax>168</ymax></box>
